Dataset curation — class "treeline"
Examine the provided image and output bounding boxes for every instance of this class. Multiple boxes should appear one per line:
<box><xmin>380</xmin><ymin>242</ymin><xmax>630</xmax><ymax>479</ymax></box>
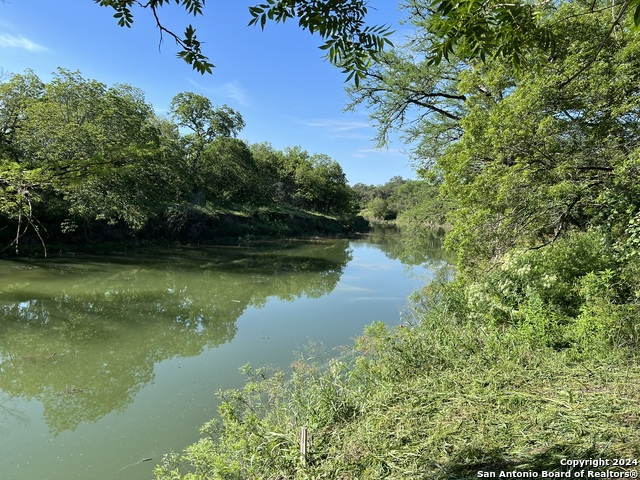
<box><xmin>0</xmin><ymin>69</ymin><xmax>356</xmax><ymax>254</ymax></box>
<box><xmin>352</xmin><ymin>176</ymin><xmax>448</xmax><ymax>226</ymax></box>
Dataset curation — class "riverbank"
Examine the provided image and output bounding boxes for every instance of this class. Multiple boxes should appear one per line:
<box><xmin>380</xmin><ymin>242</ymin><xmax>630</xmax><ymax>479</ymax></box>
<box><xmin>155</xmin><ymin>230</ymin><xmax>640</xmax><ymax>480</ymax></box>
<box><xmin>155</xmin><ymin>292</ymin><xmax>640</xmax><ymax>480</ymax></box>
<box><xmin>2</xmin><ymin>205</ymin><xmax>369</xmax><ymax>257</ymax></box>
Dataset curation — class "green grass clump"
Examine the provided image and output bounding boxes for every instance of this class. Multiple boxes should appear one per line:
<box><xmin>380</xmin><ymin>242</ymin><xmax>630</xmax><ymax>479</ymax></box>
<box><xmin>155</xmin><ymin>272</ymin><xmax>640</xmax><ymax>480</ymax></box>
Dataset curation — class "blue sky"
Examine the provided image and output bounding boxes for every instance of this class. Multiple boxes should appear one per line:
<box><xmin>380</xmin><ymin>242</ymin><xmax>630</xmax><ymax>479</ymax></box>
<box><xmin>1</xmin><ymin>0</ymin><xmax>414</xmax><ymax>186</ymax></box>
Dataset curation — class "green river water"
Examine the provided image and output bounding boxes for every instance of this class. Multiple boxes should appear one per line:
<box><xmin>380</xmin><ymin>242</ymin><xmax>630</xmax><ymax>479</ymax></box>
<box><xmin>0</xmin><ymin>232</ymin><xmax>443</xmax><ymax>480</ymax></box>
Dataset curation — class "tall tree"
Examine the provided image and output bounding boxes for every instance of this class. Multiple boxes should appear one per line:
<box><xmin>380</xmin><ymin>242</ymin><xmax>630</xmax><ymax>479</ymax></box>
<box><xmin>0</xmin><ymin>69</ymin><xmax>170</xmax><ymax>252</ymax></box>
<box><xmin>438</xmin><ymin>2</ymin><xmax>640</xmax><ymax>267</ymax></box>
<box><xmin>169</xmin><ymin>92</ymin><xmax>245</xmax><ymax>202</ymax></box>
<box><xmin>200</xmin><ymin>137</ymin><xmax>260</xmax><ymax>205</ymax></box>
<box><xmin>349</xmin><ymin>1</ymin><xmax>640</xmax><ymax>269</ymax></box>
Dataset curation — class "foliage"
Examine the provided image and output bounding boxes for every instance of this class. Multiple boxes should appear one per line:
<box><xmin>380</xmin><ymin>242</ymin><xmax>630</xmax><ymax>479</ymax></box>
<box><xmin>89</xmin><ymin>0</ymin><xmax>640</xmax><ymax>81</ymax></box>
<box><xmin>422</xmin><ymin>0</ymin><xmax>640</xmax><ymax>70</ymax></box>
<box><xmin>199</xmin><ymin>137</ymin><xmax>259</xmax><ymax>205</ymax></box>
<box><xmin>419</xmin><ymin>0</ymin><xmax>556</xmax><ymax>66</ymax></box>
<box><xmin>440</xmin><ymin>3</ymin><xmax>640</xmax><ymax>268</ymax></box>
<box><xmin>346</xmin><ymin>42</ymin><xmax>466</xmax><ymax>157</ymax></box>
<box><xmin>93</xmin><ymin>0</ymin><xmax>214</xmax><ymax>74</ymax></box>
<box><xmin>248</xmin><ymin>0</ymin><xmax>393</xmax><ymax>85</ymax></box>
<box><xmin>170</xmin><ymin>93</ymin><xmax>245</xmax><ymax>142</ymax></box>
<box><xmin>250</xmin><ymin>143</ymin><xmax>354</xmax><ymax>214</ymax></box>
<box><xmin>0</xmin><ymin>68</ymin><xmax>173</xmax><ymax>252</ymax></box>
<box><xmin>349</xmin><ymin>1</ymin><xmax>640</xmax><ymax>268</ymax></box>
<box><xmin>354</xmin><ymin>176</ymin><xmax>406</xmax><ymax>220</ymax></box>
<box><xmin>0</xmin><ymin>71</ymin><xmax>358</xmax><ymax>254</ymax></box>
<box><xmin>168</xmin><ymin>92</ymin><xmax>247</xmax><ymax>202</ymax></box>
<box><xmin>353</xmin><ymin>176</ymin><xmax>448</xmax><ymax>225</ymax></box>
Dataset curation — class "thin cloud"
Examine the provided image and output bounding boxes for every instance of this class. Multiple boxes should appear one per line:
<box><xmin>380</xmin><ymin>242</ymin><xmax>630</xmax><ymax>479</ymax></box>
<box><xmin>352</xmin><ymin>147</ymin><xmax>402</xmax><ymax>158</ymax></box>
<box><xmin>305</xmin><ymin>119</ymin><xmax>371</xmax><ymax>132</ymax></box>
<box><xmin>217</xmin><ymin>81</ymin><xmax>249</xmax><ymax>106</ymax></box>
<box><xmin>330</xmin><ymin>132</ymin><xmax>371</xmax><ymax>140</ymax></box>
<box><xmin>0</xmin><ymin>33</ymin><xmax>48</xmax><ymax>52</ymax></box>
<box><xmin>303</xmin><ymin>118</ymin><xmax>374</xmax><ymax>139</ymax></box>
<box><xmin>185</xmin><ymin>78</ymin><xmax>250</xmax><ymax>106</ymax></box>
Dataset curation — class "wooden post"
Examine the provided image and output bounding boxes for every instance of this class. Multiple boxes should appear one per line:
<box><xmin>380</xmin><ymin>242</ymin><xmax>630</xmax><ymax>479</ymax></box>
<box><xmin>299</xmin><ymin>426</ymin><xmax>307</xmax><ymax>466</ymax></box>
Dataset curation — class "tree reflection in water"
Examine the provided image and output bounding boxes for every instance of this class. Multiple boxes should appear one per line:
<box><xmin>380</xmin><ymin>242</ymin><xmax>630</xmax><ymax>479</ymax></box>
<box><xmin>358</xmin><ymin>226</ymin><xmax>454</xmax><ymax>268</ymax></box>
<box><xmin>0</xmin><ymin>240</ymin><xmax>352</xmax><ymax>434</ymax></box>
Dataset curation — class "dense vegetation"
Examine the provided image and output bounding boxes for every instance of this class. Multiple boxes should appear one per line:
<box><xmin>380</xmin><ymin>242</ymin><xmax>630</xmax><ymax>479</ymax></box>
<box><xmin>0</xmin><ymin>69</ymin><xmax>358</xmax><ymax>254</ymax></box>
<box><xmin>154</xmin><ymin>1</ymin><xmax>640</xmax><ymax>479</ymax></box>
<box><xmin>353</xmin><ymin>176</ymin><xmax>449</xmax><ymax>226</ymax></box>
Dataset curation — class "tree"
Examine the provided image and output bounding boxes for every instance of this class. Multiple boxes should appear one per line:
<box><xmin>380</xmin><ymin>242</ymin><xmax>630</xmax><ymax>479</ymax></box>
<box><xmin>369</xmin><ymin>196</ymin><xmax>392</xmax><ymax>220</ymax></box>
<box><xmin>0</xmin><ymin>69</ymin><xmax>172</xmax><ymax>252</ymax></box>
<box><xmin>169</xmin><ymin>92</ymin><xmax>245</xmax><ymax>201</ymax></box>
<box><xmin>421</xmin><ymin>0</ymin><xmax>640</xmax><ymax>71</ymax></box>
<box><xmin>354</xmin><ymin>176</ymin><xmax>446</xmax><ymax>222</ymax></box>
<box><xmin>250</xmin><ymin>142</ymin><xmax>290</xmax><ymax>204</ymax></box>
<box><xmin>0</xmin><ymin>68</ymin><xmax>364</xmax><ymax>253</ymax></box>
<box><xmin>394</xmin><ymin>179</ymin><xmax>448</xmax><ymax>227</ymax></box>
<box><xmin>170</xmin><ymin>93</ymin><xmax>245</xmax><ymax>142</ymax></box>
<box><xmin>346</xmin><ymin>38</ymin><xmax>467</xmax><ymax>167</ymax></box>
<box><xmin>415</xmin><ymin>0</ymin><xmax>556</xmax><ymax>66</ymax></box>
<box><xmin>438</xmin><ymin>2</ymin><xmax>640</xmax><ymax>267</ymax></box>
<box><xmin>297</xmin><ymin>153</ymin><xmax>353</xmax><ymax>214</ymax></box>
<box><xmin>0</xmin><ymin>70</ymin><xmax>46</xmax><ymax>252</ymax></box>
<box><xmin>200</xmin><ymin>137</ymin><xmax>260</xmax><ymax>205</ymax></box>
<box><xmin>249</xmin><ymin>143</ymin><xmax>353</xmax><ymax>214</ymax></box>
<box><xmin>348</xmin><ymin>1</ymin><xmax>640</xmax><ymax>269</ymax></box>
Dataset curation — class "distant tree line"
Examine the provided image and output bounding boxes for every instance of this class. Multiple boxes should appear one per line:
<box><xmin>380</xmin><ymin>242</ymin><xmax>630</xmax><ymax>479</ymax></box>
<box><xmin>0</xmin><ymin>69</ymin><xmax>355</xmax><ymax>253</ymax></box>
<box><xmin>352</xmin><ymin>176</ymin><xmax>449</xmax><ymax>227</ymax></box>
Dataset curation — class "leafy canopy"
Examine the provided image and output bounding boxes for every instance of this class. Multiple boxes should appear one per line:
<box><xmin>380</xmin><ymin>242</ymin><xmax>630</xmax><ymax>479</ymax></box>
<box><xmin>348</xmin><ymin>0</ymin><xmax>640</xmax><ymax>271</ymax></box>
<box><xmin>0</xmin><ymin>69</ymin><xmax>358</xmax><ymax>254</ymax></box>
<box><xmin>248</xmin><ymin>0</ymin><xmax>393</xmax><ymax>85</ymax></box>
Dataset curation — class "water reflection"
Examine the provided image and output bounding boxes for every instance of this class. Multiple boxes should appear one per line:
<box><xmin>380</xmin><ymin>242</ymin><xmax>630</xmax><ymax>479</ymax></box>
<box><xmin>359</xmin><ymin>226</ymin><xmax>453</xmax><ymax>267</ymax></box>
<box><xmin>0</xmin><ymin>392</ymin><xmax>28</xmax><ymax>430</ymax></box>
<box><xmin>0</xmin><ymin>240</ymin><xmax>352</xmax><ymax>434</ymax></box>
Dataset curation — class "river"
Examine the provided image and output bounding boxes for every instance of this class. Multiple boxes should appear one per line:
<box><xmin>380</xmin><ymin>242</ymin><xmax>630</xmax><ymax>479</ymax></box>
<box><xmin>0</xmin><ymin>231</ymin><xmax>445</xmax><ymax>480</ymax></box>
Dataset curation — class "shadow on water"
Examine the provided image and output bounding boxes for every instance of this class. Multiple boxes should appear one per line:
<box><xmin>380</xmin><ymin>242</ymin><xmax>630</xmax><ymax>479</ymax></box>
<box><xmin>0</xmin><ymin>240</ymin><xmax>353</xmax><ymax>434</ymax></box>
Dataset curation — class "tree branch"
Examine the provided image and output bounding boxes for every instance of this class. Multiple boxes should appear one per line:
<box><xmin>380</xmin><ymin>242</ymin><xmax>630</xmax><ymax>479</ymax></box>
<box><xmin>558</xmin><ymin>0</ymin><xmax>631</xmax><ymax>89</ymax></box>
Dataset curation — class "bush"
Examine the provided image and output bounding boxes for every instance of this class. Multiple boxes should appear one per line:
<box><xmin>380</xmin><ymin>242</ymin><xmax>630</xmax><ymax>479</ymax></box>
<box><xmin>464</xmin><ymin>230</ymin><xmax>613</xmax><ymax>321</ymax></box>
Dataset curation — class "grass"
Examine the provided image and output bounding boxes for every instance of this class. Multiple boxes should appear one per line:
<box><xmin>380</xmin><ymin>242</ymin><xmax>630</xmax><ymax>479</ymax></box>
<box><xmin>155</xmin><ymin>279</ymin><xmax>640</xmax><ymax>480</ymax></box>
<box><xmin>297</xmin><ymin>319</ymin><xmax>640</xmax><ymax>479</ymax></box>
